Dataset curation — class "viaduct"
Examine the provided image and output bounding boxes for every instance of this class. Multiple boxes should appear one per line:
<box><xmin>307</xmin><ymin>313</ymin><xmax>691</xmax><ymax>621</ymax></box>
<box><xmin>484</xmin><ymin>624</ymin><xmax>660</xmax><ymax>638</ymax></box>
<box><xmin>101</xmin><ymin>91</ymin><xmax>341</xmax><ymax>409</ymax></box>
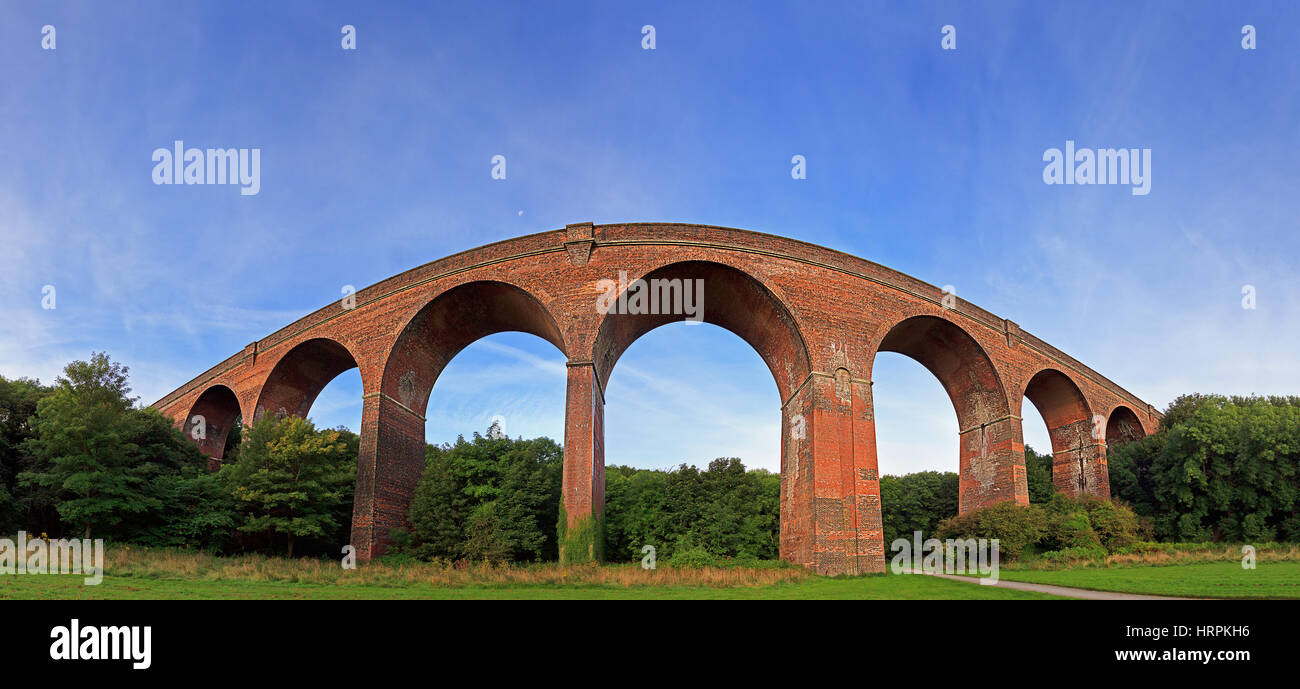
<box><xmin>151</xmin><ymin>222</ymin><xmax>1160</xmax><ymax>575</ymax></box>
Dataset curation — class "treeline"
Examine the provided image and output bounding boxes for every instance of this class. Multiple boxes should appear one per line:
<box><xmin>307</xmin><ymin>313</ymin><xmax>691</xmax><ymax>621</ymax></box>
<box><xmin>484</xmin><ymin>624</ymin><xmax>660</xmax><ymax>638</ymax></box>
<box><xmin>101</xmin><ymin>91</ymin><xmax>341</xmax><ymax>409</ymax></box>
<box><xmin>1107</xmin><ymin>394</ymin><xmax>1300</xmax><ymax>542</ymax></box>
<box><xmin>604</xmin><ymin>459</ymin><xmax>780</xmax><ymax>563</ymax></box>
<box><xmin>0</xmin><ymin>354</ymin><xmax>356</xmax><ymax>556</ymax></box>
<box><xmin>393</xmin><ymin>430</ymin><xmax>781</xmax><ymax>564</ymax></box>
<box><xmin>399</xmin><ymin>427</ymin><xmax>563</xmax><ymax>562</ymax></box>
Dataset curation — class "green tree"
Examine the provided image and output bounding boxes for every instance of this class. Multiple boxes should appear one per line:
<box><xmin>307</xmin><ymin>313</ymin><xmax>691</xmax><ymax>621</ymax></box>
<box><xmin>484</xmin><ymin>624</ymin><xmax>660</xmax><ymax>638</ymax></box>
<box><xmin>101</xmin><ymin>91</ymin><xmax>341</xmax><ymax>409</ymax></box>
<box><xmin>406</xmin><ymin>425</ymin><xmax>563</xmax><ymax>563</ymax></box>
<box><xmin>1148</xmin><ymin>395</ymin><xmax>1299</xmax><ymax>541</ymax></box>
<box><xmin>460</xmin><ymin>501</ymin><xmax>511</xmax><ymax>562</ymax></box>
<box><xmin>603</xmin><ymin>459</ymin><xmax>781</xmax><ymax>562</ymax></box>
<box><xmin>879</xmin><ymin>470</ymin><xmax>959</xmax><ymax>546</ymax></box>
<box><xmin>19</xmin><ymin>353</ymin><xmax>154</xmax><ymax>538</ymax></box>
<box><xmin>0</xmin><ymin>375</ymin><xmax>54</xmax><ymax>533</ymax></box>
<box><xmin>225</xmin><ymin>414</ymin><xmax>351</xmax><ymax>556</ymax></box>
<box><xmin>408</xmin><ymin>444</ymin><xmax>469</xmax><ymax>560</ymax></box>
<box><xmin>1106</xmin><ymin>434</ymin><xmax>1160</xmax><ymax>516</ymax></box>
<box><xmin>117</xmin><ymin>407</ymin><xmax>220</xmax><ymax>544</ymax></box>
<box><xmin>1024</xmin><ymin>445</ymin><xmax>1056</xmax><ymax>504</ymax></box>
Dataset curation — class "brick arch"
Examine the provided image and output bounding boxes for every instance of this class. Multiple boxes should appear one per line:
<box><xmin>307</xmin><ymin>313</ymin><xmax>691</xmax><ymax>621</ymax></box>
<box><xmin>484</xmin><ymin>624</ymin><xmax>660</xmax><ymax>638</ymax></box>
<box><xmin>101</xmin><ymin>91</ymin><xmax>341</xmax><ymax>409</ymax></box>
<box><xmin>592</xmin><ymin>260</ymin><xmax>811</xmax><ymax>400</ymax></box>
<box><xmin>1105</xmin><ymin>404</ymin><xmax>1147</xmax><ymax>448</ymax></box>
<box><xmin>253</xmin><ymin>337</ymin><xmax>365</xmax><ymax>423</ymax></box>
<box><xmin>567</xmin><ymin>260</ymin><xmax>812</xmax><ymax>564</ymax></box>
<box><xmin>869</xmin><ymin>314</ymin><xmax>1022</xmax><ymax>512</ymax></box>
<box><xmin>380</xmin><ymin>279</ymin><xmax>567</xmax><ymax>417</ymax></box>
<box><xmin>1020</xmin><ymin>368</ymin><xmax>1106</xmax><ymax>498</ymax></box>
<box><xmin>874</xmin><ymin>314</ymin><xmax>1011</xmax><ymax>427</ymax></box>
<box><xmin>350</xmin><ymin>279</ymin><xmax>568</xmax><ymax>559</ymax></box>
<box><xmin>184</xmin><ymin>383</ymin><xmax>243</xmax><ymax>462</ymax></box>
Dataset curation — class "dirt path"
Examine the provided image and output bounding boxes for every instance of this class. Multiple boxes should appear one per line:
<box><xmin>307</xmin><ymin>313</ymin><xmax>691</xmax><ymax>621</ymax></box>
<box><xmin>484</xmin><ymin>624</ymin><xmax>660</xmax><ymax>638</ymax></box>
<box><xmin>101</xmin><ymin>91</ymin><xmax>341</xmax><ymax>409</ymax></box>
<box><xmin>917</xmin><ymin>571</ymin><xmax>1191</xmax><ymax>600</ymax></box>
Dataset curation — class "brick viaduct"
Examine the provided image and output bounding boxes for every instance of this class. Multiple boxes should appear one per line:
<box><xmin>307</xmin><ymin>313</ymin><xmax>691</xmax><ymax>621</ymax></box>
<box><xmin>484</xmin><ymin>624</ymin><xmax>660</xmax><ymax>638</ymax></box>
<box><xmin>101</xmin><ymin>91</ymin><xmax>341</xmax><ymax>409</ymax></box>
<box><xmin>152</xmin><ymin>222</ymin><xmax>1159</xmax><ymax>575</ymax></box>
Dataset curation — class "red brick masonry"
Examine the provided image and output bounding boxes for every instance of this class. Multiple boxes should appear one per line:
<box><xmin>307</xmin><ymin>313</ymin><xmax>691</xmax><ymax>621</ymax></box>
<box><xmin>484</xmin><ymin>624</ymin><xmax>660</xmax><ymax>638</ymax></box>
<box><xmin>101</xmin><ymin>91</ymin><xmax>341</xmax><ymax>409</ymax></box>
<box><xmin>152</xmin><ymin>223</ymin><xmax>1160</xmax><ymax>575</ymax></box>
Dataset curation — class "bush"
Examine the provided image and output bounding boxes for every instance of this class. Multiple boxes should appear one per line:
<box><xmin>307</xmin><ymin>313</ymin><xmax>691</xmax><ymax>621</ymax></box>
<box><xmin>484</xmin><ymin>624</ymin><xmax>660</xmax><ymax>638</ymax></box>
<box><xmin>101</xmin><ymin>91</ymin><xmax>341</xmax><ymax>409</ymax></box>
<box><xmin>935</xmin><ymin>496</ymin><xmax>1143</xmax><ymax>561</ymax></box>
<box><xmin>376</xmin><ymin>551</ymin><xmax>418</xmax><ymax>566</ymax></box>
<box><xmin>1082</xmin><ymin>499</ymin><xmax>1140</xmax><ymax>551</ymax></box>
<box><xmin>1044</xmin><ymin>511</ymin><xmax>1102</xmax><ymax>551</ymax></box>
<box><xmin>667</xmin><ymin>545</ymin><xmax>718</xmax><ymax>568</ymax></box>
<box><xmin>1037</xmin><ymin>545</ymin><xmax>1108</xmax><ymax>566</ymax></box>
<box><xmin>933</xmin><ymin>501</ymin><xmax>1047</xmax><ymax>561</ymax></box>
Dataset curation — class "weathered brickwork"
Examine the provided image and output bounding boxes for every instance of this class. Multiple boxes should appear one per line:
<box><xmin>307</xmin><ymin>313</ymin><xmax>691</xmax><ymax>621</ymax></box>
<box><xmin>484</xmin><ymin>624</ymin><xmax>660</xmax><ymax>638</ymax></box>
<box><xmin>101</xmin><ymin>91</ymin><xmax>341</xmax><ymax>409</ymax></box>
<box><xmin>152</xmin><ymin>223</ymin><xmax>1160</xmax><ymax>575</ymax></box>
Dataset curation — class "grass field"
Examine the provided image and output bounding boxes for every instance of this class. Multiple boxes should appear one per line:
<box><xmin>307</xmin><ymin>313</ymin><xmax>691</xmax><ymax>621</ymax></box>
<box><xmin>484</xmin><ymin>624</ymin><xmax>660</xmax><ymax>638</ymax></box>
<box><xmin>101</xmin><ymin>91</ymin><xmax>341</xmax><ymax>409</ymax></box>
<box><xmin>4</xmin><ymin>545</ymin><xmax>1297</xmax><ymax>599</ymax></box>
<box><xmin>0</xmin><ymin>546</ymin><xmax>1062</xmax><ymax>599</ymax></box>
<box><xmin>0</xmin><ymin>571</ymin><xmax>1064</xmax><ymax>599</ymax></box>
<box><xmin>990</xmin><ymin>561</ymin><xmax>1300</xmax><ymax>599</ymax></box>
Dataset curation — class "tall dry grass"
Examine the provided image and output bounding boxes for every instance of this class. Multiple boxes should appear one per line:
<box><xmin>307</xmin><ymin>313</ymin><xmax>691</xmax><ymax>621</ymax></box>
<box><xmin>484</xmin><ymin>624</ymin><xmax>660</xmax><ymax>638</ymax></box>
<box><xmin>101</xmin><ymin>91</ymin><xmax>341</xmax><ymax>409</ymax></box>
<box><xmin>1016</xmin><ymin>542</ymin><xmax>1300</xmax><ymax>571</ymax></box>
<box><xmin>100</xmin><ymin>546</ymin><xmax>809</xmax><ymax>588</ymax></box>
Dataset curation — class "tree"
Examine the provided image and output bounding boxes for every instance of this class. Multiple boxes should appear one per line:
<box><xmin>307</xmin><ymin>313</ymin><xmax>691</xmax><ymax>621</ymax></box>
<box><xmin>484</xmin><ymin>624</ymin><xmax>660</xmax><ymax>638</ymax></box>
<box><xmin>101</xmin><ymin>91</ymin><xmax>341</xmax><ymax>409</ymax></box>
<box><xmin>0</xmin><ymin>375</ymin><xmax>54</xmax><ymax>533</ymax></box>
<box><xmin>1024</xmin><ymin>445</ymin><xmax>1056</xmax><ymax>504</ymax></box>
<box><xmin>224</xmin><ymin>415</ymin><xmax>351</xmax><ymax>557</ymax></box>
<box><xmin>408</xmin><ymin>444</ymin><xmax>469</xmax><ymax>560</ymax></box>
<box><xmin>116</xmin><ymin>407</ymin><xmax>220</xmax><ymax>544</ymax></box>
<box><xmin>1106</xmin><ymin>434</ymin><xmax>1160</xmax><ymax>516</ymax></box>
<box><xmin>602</xmin><ymin>459</ymin><xmax>781</xmax><ymax>562</ymax></box>
<box><xmin>1147</xmin><ymin>395</ymin><xmax>1299</xmax><ymax>542</ymax></box>
<box><xmin>406</xmin><ymin>427</ymin><xmax>563</xmax><ymax>563</ymax></box>
<box><xmin>495</xmin><ymin>437</ymin><xmax>563</xmax><ymax>561</ymax></box>
<box><xmin>20</xmin><ymin>353</ymin><xmax>153</xmax><ymax>538</ymax></box>
<box><xmin>879</xmin><ymin>470</ymin><xmax>959</xmax><ymax>546</ymax></box>
<box><xmin>460</xmin><ymin>501</ymin><xmax>511</xmax><ymax>562</ymax></box>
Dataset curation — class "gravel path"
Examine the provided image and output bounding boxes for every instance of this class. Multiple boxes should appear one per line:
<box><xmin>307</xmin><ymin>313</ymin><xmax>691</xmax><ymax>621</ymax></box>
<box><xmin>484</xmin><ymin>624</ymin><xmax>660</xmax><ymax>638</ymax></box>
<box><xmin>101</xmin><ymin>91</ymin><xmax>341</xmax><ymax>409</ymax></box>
<box><xmin>917</xmin><ymin>570</ymin><xmax>1191</xmax><ymax>600</ymax></box>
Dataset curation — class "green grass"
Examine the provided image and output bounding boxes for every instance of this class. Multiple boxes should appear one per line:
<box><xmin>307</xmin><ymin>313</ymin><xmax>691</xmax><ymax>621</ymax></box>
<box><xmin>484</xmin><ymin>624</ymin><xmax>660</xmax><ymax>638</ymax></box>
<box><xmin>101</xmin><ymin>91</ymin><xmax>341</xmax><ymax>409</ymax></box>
<box><xmin>987</xmin><ymin>561</ymin><xmax>1300</xmax><ymax>599</ymax></box>
<box><xmin>0</xmin><ymin>571</ymin><xmax>1063</xmax><ymax>600</ymax></box>
<box><xmin>12</xmin><ymin>543</ymin><xmax>1292</xmax><ymax>599</ymax></box>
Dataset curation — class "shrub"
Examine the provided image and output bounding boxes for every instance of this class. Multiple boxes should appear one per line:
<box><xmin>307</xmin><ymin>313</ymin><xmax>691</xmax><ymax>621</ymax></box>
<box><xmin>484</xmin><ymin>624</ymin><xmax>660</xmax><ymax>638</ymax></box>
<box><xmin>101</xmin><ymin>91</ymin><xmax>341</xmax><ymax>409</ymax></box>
<box><xmin>935</xmin><ymin>497</ymin><xmax>1143</xmax><ymax>561</ymax></box>
<box><xmin>1044</xmin><ymin>511</ymin><xmax>1102</xmax><ymax>551</ymax></box>
<box><xmin>1082</xmin><ymin>499</ymin><xmax>1140</xmax><ymax>551</ymax></box>
<box><xmin>668</xmin><ymin>545</ymin><xmax>718</xmax><ymax>568</ymax></box>
<box><xmin>1038</xmin><ymin>494</ymin><xmax>1140</xmax><ymax>553</ymax></box>
<box><xmin>1037</xmin><ymin>545</ymin><xmax>1108</xmax><ymax>567</ymax></box>
<box><xmin>377</xmin><ymin>551</ymin><xmax>418</xmax><ymax>566</ymax></box>
<box><xmin>933</xmin><ymin>501</ymin><xmax>1047</xmax><ymax>561</ymax></box>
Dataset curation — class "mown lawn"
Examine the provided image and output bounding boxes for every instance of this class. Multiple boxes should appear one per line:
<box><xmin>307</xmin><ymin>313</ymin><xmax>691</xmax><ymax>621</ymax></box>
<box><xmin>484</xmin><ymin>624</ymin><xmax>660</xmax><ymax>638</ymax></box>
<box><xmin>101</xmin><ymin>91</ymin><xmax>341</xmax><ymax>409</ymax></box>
<box><xmin>989</xmin><ymin>561</ymin><xmax>1300</xmax><ymax>599</ymax></box>
<box><xmin>0</xmin><ymin>571</ymin><xmax>1062</xmax><ymax>600</ymax></box>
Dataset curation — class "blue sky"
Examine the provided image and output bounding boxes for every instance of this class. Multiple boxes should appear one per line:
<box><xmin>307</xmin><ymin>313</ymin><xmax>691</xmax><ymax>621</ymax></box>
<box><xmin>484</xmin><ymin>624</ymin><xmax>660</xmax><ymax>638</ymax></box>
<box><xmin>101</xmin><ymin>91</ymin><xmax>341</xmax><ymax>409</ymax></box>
<box><xmin>2</xmin><ymin>1</ymin><xmax>1297</xmax><ymax>475</ymax></box>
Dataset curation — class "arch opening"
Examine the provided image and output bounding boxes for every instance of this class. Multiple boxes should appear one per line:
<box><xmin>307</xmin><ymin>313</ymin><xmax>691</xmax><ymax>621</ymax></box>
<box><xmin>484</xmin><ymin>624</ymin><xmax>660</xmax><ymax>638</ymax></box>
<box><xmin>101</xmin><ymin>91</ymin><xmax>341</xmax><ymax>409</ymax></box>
<box><xmin>604</xmin><ymin>321</ymin><xmax>782</xmax><ymax>472</ymax></box>
<box><xmin>876</xmin><ymin>316</ymin><xmax>1010</xmax><ymax>429</ymax></box>
<box><xmin>872</xmin><ymin>351</ymin><xmax>961</xmax><ymax>547</ymax></box>
<box><xmin>872</xmin><ymin>315</ymin><xmax>1019</xmax><ymax>513</ymax></box>
<box><xmin>365</xmin><ymin>281</ymin><xmax>569</xmax><ymax>561</ymax></box>
<box><xmin>593</xmin><ymin>261</ymin><xmax>810</xmax><ymax>401</ymax></box>
<box><xmin>1022</xmin><ymin>368</ymin><xmax>1096</xmax><ymax>499</ymax></box>
<box><xmin>422</xmin><ymin>331</ymin><xmax>567</xmax><ymax>446</ymax></box>
<box><xmin>1106</xmin><ymin>405</ymin><xmax>1146</xmax><ymax>448</ymax></box>
<box><xmin>602</xmin><ymin>321</ymin><xmax>783</xmax><ymax>561</ymax></box>
<box><xmin>382</xmin><ymin>280</ymin><xmax>566</xmax><ymax>416</ymax></box>
<box><xmin>255</xmin><ymin>337</ymin><xmax>363</xmax><ymax>422</ymax></box>
<box><xmin>594</xmin><ymin>261</ymin><xmax>808</xmax><ymax>562</ymax></box>
<box><xmin>185</xmin><ymin>384</ymin><xmax>242</xmax><ymax>461</ymax></box>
